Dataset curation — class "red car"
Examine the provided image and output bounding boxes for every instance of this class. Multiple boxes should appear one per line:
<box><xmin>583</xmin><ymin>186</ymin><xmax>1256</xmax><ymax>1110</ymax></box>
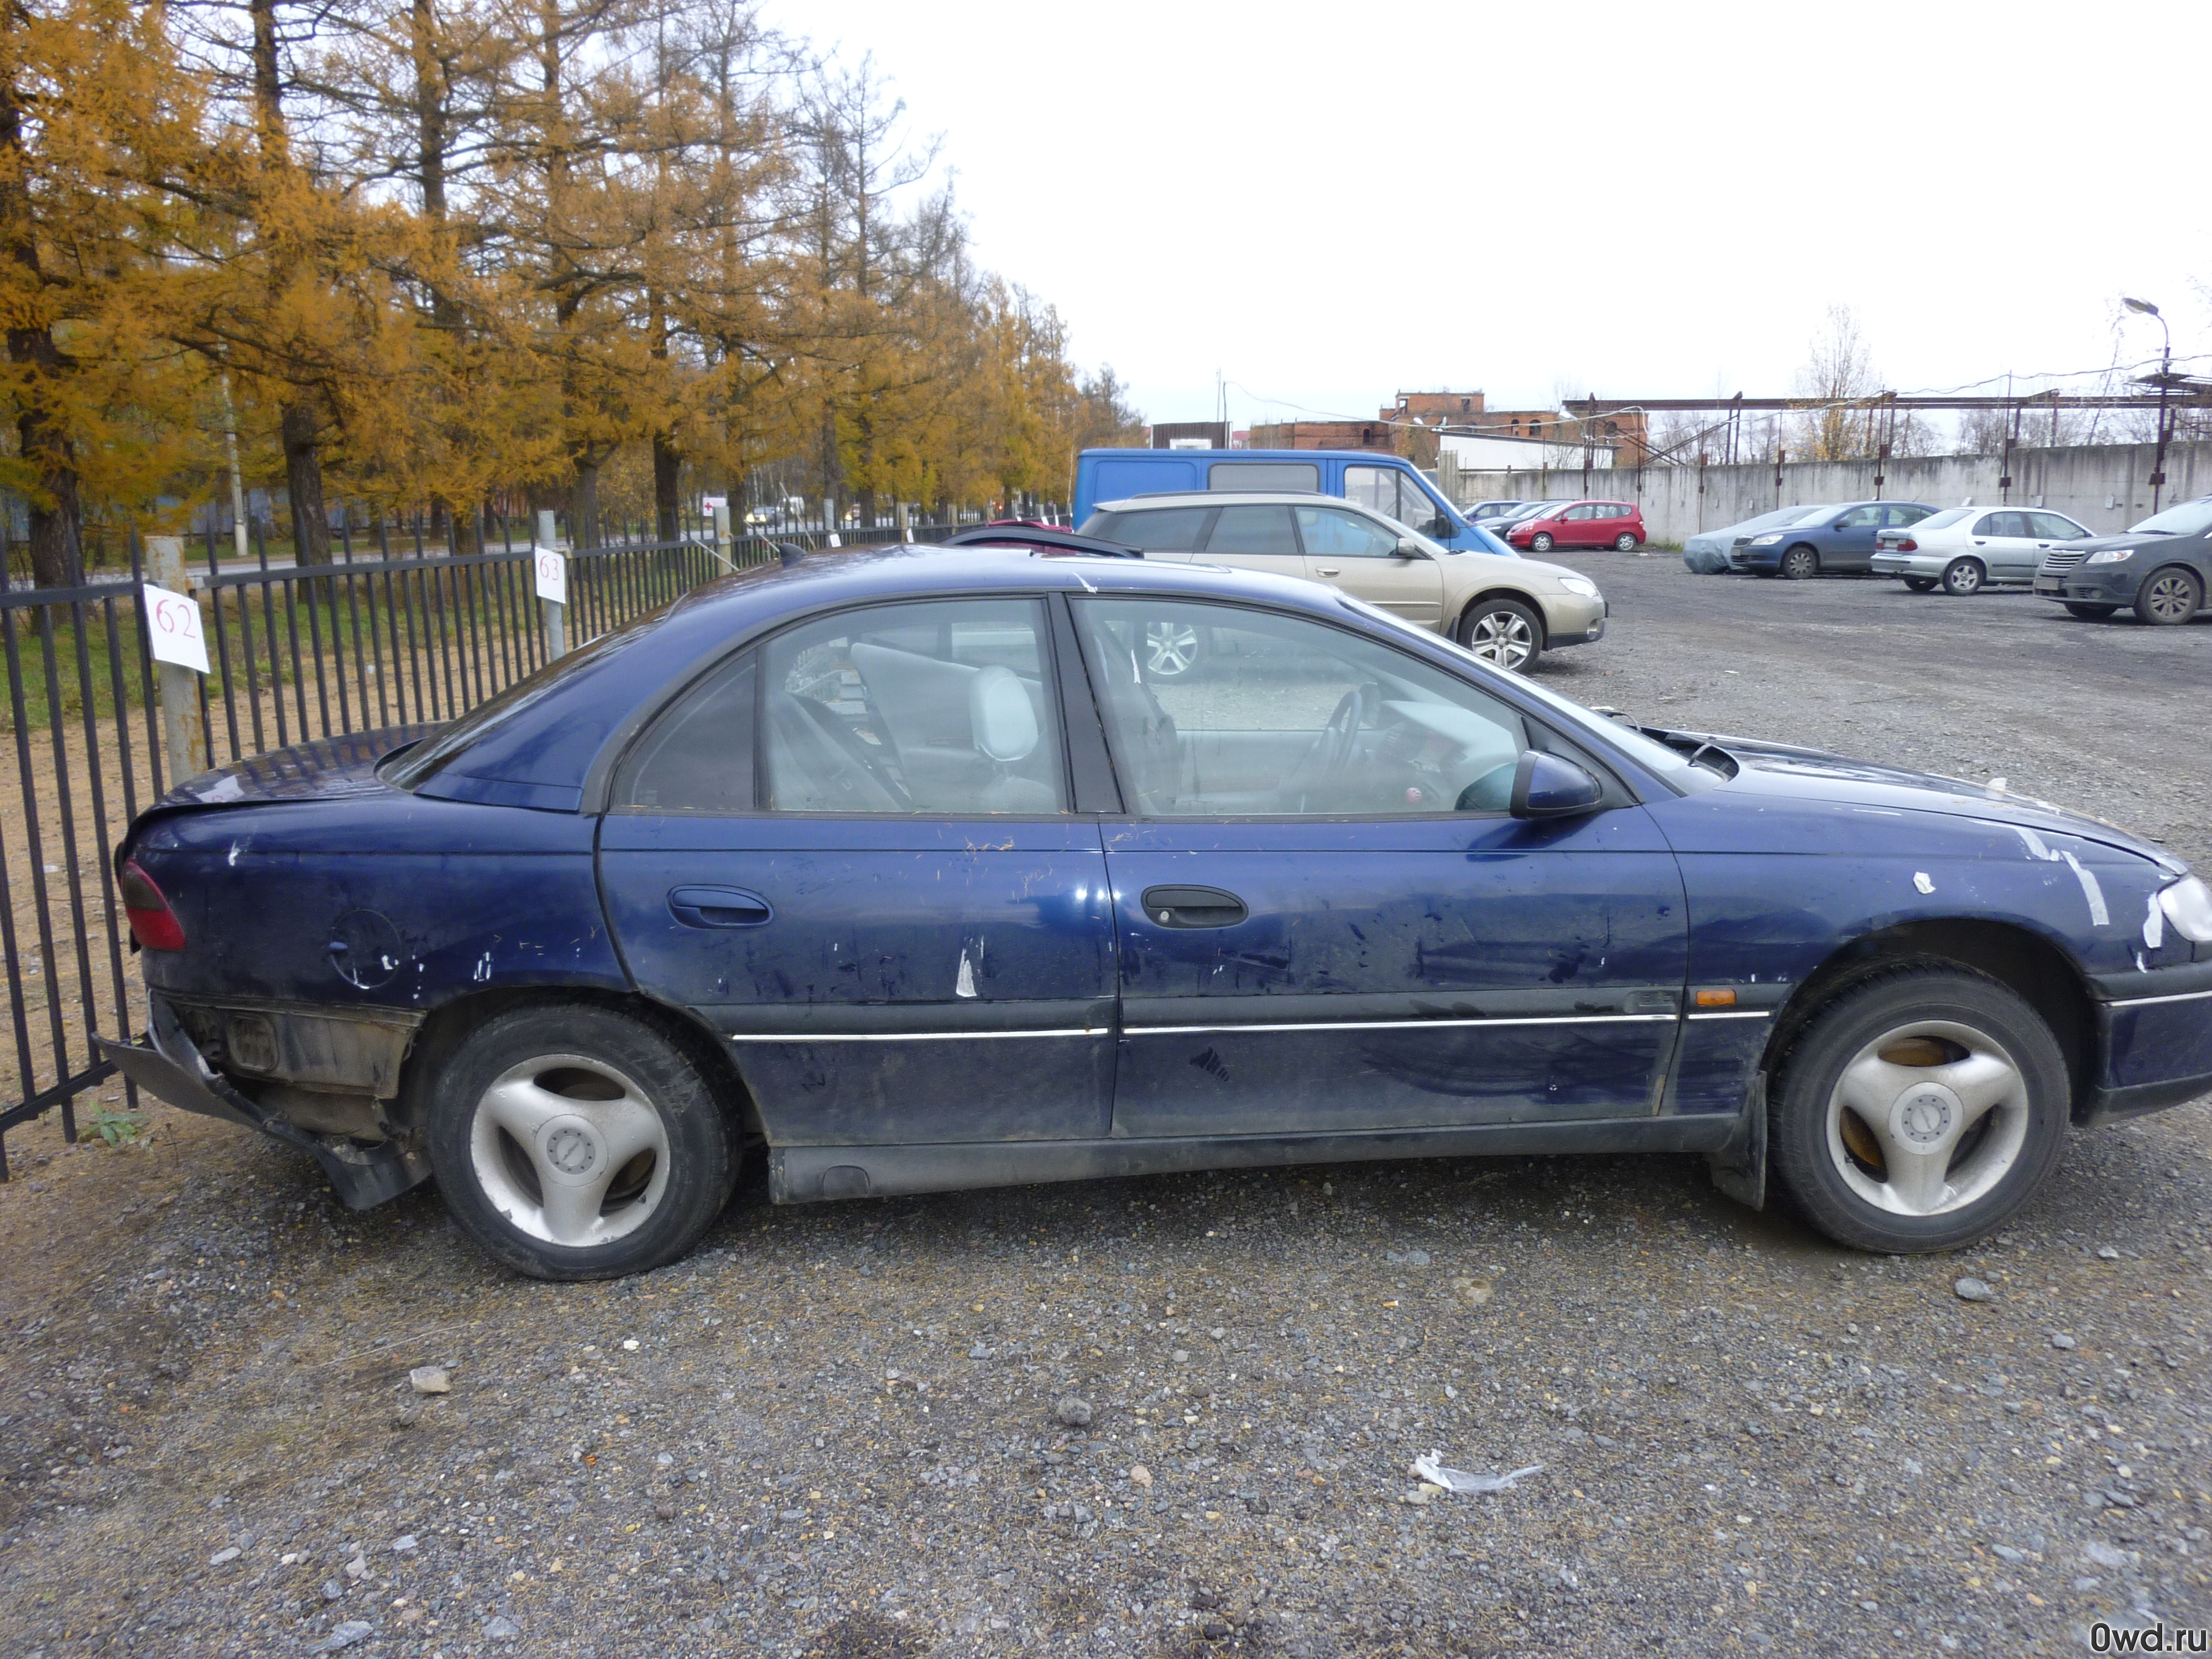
<box><xmin>1503</xmin><ymin>499</ymin><xmax>1644</xmax><ymax>553</ymax></box>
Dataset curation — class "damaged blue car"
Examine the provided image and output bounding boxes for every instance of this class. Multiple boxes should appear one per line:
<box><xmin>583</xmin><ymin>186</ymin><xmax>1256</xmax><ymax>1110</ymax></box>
<box><xmin>102</xmin><ymin>540</ymin><xmax>2212</xmax><ymax>1279</ymax></box>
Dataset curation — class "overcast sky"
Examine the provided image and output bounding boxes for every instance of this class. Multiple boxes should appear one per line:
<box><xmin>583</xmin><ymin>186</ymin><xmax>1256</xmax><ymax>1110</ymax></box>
<box><xmin>763</xmin><ymin>1</ymin><xmax>2212</xmax><ymax>431</ymax></box>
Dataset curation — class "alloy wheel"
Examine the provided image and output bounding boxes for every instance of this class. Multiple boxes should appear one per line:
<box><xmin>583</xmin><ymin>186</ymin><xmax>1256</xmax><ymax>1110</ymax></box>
<box><xmin>1825</xmin><ymin>1021</ymin><xmax>2030</xmax><ymax>1218</ymax></box>
<box><xmin>468</xmin><ymin>1052</ymin><xmax>672</xmax><ymax>1248</ymax></box>
<box><xmin>1142</xmin><ymin>619</ymin><xmax>1203</xmax><ymax>679</ymax></box>
<box><xmin>1465</xmin><ymin>607</ymin><xmax>1536</xmax><ymax>671</ymax></box>
<box><xmin>2141</xmin><ymin>568</ymin><xmax>2203</xmax><ymax>624</ymax></box>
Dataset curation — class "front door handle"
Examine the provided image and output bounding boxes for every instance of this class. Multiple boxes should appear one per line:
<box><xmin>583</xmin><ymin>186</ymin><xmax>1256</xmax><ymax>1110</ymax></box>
<box><xmin>1140</xmin><ymin>885</ymin><xmax>1249</xmax><ymax>928</ymax></box>
<box><xmin>1313</xmin><ymin>566</ymin><xmax>1340</xmax><ymax>576</ymax></box>
<box><xmin>668</xmin><ymin>886</ymin><xmax>774</xmax><ymax>928</ymax></box>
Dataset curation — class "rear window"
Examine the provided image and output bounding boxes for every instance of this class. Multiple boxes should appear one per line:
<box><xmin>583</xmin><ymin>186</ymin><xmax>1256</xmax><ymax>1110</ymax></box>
<box><xmin>1912</xmin><ymin>508</ymin><xmax>1971</xmax><ymax>530</ymax></box>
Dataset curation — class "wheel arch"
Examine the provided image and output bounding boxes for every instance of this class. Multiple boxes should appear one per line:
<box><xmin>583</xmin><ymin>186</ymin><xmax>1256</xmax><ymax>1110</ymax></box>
<box><xmin>392</xmin><ymin>985</ymin><xmax>766</xmax><ymax>1140</ymax></box>
<box><xmin>1758</xmin><ymin>917</ymin><xmax>2099</xmax><ymax>1121</ymax></box>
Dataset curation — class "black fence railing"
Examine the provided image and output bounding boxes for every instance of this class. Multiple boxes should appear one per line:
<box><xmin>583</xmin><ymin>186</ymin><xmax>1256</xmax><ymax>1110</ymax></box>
<box><xmin>0</xmin><ymin>525</ymin><xmax>824</xmax><ymax>1173</ymax></box>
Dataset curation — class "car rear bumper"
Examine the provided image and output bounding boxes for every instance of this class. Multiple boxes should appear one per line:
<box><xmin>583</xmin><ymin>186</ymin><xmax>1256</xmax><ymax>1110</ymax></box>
<box><xmin>1871</xmin><ymin>552</ymin><xmax>1947</xmax><ymax>577</ymax></box>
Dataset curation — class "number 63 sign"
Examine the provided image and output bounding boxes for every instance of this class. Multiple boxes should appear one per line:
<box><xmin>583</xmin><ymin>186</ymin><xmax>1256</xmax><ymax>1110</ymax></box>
<box><xmin>141</xmin><ymin>583</ymin><xmax>210</xmax><ymax>675</ymax></box>
<box><xmin>533</xmin><ymin>544</ymin><xmax>567</xmax><ymax>606</ymax></box>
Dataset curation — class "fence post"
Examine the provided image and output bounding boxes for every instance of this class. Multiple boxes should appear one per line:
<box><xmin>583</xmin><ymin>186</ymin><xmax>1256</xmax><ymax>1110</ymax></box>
<box><xmin>535</xmin><ymin>508</ymin><xmax>567</xmax><ymax>660</ymax></box>
<box><xmin>712</xmin><ymin>501</ymin><xmax>733</xmax><ymax>567</ymax></box>
<box><xmin>895</xmin><ymin>500</ymin><xmax>912</xmax><ymax>544</ymax></box>
<box><xmin>145</xmin><ymin>535</ymin><xmax>209</xmax><ymax>781</ymax></box>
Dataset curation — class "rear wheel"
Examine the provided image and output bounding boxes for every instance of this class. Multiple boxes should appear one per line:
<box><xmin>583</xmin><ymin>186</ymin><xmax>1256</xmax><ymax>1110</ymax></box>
<box><xmin>1903</xmin><ymin>576</ymin><xmax>1938</xmax><ymax>593</ymax></box>
<box><xmin>1769</xmin><ymin>966</ymin><xmax>2068</xmax><ymax>1253</ymax></box>
<box><xmin>2062</xmin><ymin>601</ymin><xmax>2118</xmax><ymax>619</ymax></box>
<box><xmin>1457</xmin><ymin>597</ymin><xmax>1543</xmax><ymax>672</ymax></box>
<box><xmin>1940</xmin><ymin>557</ymin><xmax>1985</xmax><ymax>596</ymax></box>
<box><xmin>1528</xmin><ymin>532</ymin><xmax>1555</xmax><ymax>554</ymax></box>
<box><xmin>426</xmin><ymin>1004</ymin><xmax>740</xmax><ymax>1280</ymax></box>
<box><xmin>1613</xmin><ymin>531</ymin><xmax>1639</xmax><ymax>552</ymax></box>
<box><xmin>1778</xmin><ymin>545</ymin><xmax>1819</xmax><ymax>580</ymax></box>
<box><xmin>2136</xmin><ymin>566</ymin><xmax>2203</xmax><ymax>625</ymax></box>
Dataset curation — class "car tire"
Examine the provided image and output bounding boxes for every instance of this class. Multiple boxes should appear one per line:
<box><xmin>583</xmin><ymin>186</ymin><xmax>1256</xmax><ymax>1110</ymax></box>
<box><xmin>1613</xmin><ymin>531</ymin><xmax>1639</xmax><ymax>552</ymax></box>
<box><xmin>1528</xmin><ymin>533</ymin><xmax>1554</xmax><ymax>553</ymax></box>
<box><xmin>2062</xmin><ymin>601</ymin><xmax>2118</xmax><ymax>619</ymax></box>
<box><xmin>2135</xmin><ymin>566</ymin><xmax>2204</xmax><ymax>625</ymax></box>
<box><xmin>1456</xmin><ymin>597</ymin><xmax>1543</xmax><ymax>672</ymax></box>
<box><xmin>1768</xmin><ymin>964</ymin><xmax>2068</xmax><ymax>1254</ymax></box>
<box><xmin>425</xmin><ymin>1003</ymin><xmax>740</xmax><ymax>1281</ymax></box>
<box><xmin>1778</xmin><ymin>546</ymin><xmax>1819</xmax><ymax>580</ymax></box>
<box><xmin>1139</xmin><ymin>617</ymin><xmax>1208</xmax><ymax>681</ymax></box>
<box><xmin>1903</xmin><ymin>576</ymin><xmax>1938</xmax><ymax>592</ymax></box>
<box><xmin>1940</xmin><ymin>557</ymin><xmax>1985</xmax><ymax>596</ymax></box>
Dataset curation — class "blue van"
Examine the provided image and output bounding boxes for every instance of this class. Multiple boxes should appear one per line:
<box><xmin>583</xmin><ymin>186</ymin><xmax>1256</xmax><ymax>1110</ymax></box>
<box><xmin>1072</xmin><ymin>448</ymin><xmax>1510</xmax><ymax>555</ymax></box>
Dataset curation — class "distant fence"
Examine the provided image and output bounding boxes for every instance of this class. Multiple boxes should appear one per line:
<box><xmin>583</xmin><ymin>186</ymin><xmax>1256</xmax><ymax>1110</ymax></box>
<box><xmin>0</xmin><ymin>519</ymin><xmax>950</xmax><ymax>1172</ymax></box>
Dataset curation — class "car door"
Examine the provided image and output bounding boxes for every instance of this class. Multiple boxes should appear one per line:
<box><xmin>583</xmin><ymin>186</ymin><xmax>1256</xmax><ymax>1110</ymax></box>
<box><xmin>1968</xmin><ymin>510</ymin><xmax>2037</xmax><ymax>578</ymax></box>
<box><xmin>2025</xmin><ymin>511</ymin><xmax>2092</xmax><ymax>579</ymax></box>
<box><xmin>1073</xmin><ymin>595</ymin><xmax>1688</xmax><ymax>1139</ymax></box>
<box><xmin>597</xmin><ymin>595</ymin><xmax>1119</xmax><ymax>1150</ymax></box>
<box><xmin>1294</xmin><ymin>502</ymin><xmax>1445</xmax><ymax>627</ymax></box>
<box><xmin>1825</xmin><ymin>504</ymin><xmax>1884</xmax><ymax>570</ymax></box>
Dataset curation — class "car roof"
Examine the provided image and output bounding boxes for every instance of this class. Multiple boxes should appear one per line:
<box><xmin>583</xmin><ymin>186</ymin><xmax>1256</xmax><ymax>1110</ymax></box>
<box><xmin>1093</xmin><ymin>492</ymin><xmax>1380</xmax><ymax>512</ymax></box>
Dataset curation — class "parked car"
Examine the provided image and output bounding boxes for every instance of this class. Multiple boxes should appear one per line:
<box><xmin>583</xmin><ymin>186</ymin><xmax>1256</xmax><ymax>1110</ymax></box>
<box><xmin>1072</xmin><ymin>447</ymin><xmax>1500</xmax><ymax>552</ymax></box>
<box><xmin>2034</xmin><ymin>495</ymin><xmax>2212</xmax><ymax>624</ymax></box>
<box><xmin>1682</xmin><ymin>505</ymin><xmax>1835</xmax><ymax>574</ymax></box>
<box><xmin>1081</xmin><ymin>491</ymin><xmax>1603</xmax><ymax>671</ymax></box>
<box><xmin>1467</xmin><ymin>499</ymin><xmax>1532</xmax><ymax>524</ymax></box>
<box><xmin>100</xmin><ymin>539</ymin><xmax>2212</xmax><ymax>1280</ymax></box>
<box><xmin>1872</xmin><ymin>507</ymin><xmax>2094</xmax><ymax>594</ymax></box>
<box><xmin>1503</xmin><ymin>499</ymin><xmax>1645</xmax><ymax>554</ymax></box>
<box><xmin>1729</xmin><ymin>500</ymin><xmax>1937</xmax><ymax>577</ymax></box>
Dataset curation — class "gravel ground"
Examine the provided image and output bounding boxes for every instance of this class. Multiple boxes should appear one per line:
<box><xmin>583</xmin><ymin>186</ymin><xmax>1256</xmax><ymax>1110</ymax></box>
<box><xmin>1</xmin><ymin>555</ymin><xmax>2208</xmax><ymax>1659</ymax></box>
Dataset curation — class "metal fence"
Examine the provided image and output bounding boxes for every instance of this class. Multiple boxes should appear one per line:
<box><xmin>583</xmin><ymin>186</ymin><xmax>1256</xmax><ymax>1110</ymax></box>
<box><xmin>0</xmin><ymin>520</ymin><xmax>932</xmax><ymax>1173</ymax></box>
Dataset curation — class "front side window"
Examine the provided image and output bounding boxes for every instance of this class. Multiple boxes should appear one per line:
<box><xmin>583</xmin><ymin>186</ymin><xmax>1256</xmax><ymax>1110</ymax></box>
<box><xmin>1395</xmin><ymin>476</ymin><xmax>1452</xmax><ymax>536</ymax></box>
<box><xmin>2029</xmin><ymin>511</ymin><xmax>2089</xmax><ymax>540</ymax></box>
<box><xmin>1203</xmin><ymin>503</ymin><xmax>1297</xmax><ymax>556</ymax></box>
<box><xmin>763</xmin><ymin>599</ymin><xmax>1067</xmax><ymax>815</ymax></box>
<box><xmin>1075</xmin><ymin>598</ymin><xmax>1527</xmax><ymax>818</ymax></box>
<box><xmin>1086</xmin><ymin>507</ymin><xmax>1214</xmax><ymax>551</ymax></box>
<box><xmin>1296</xmin><ymin>505</ymin><xmax>1402</xmax><ymax>559</ymax></box>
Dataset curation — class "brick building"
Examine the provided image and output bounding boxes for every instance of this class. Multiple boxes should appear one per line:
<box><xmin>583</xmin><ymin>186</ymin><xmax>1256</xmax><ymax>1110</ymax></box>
<box><xmin>1250</xmin><ymin>391</ymin><xmax>1652</xmax><ymax>468</ymax></box>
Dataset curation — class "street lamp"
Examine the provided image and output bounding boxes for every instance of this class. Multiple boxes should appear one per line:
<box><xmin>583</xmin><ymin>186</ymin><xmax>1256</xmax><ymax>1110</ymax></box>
<box><xmin>2124</xmin><ymin>296</ymin><xmax>2175</xmax><ymax>511</ymax></box>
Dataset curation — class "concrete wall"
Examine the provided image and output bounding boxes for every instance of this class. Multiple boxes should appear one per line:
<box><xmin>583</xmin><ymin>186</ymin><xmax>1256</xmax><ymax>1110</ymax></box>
<box><xmin>1451</xmin><ymin>439</ymin><xmax>2212</xmax><ymax>546</ymax></box>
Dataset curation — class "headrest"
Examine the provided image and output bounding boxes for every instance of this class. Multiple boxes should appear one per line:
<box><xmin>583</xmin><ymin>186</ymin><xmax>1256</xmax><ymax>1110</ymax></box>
<box><xmin>968</xmin><ymin>665</ymin><xmax>1038</xmax><ymax>763</ymax></box>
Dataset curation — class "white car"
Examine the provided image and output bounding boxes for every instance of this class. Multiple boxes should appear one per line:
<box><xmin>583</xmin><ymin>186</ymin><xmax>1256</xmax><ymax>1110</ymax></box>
<box><xmin>1871</xmin><ymin>506</ymin><xmax>2094</xmax><ymax>594</ymax></box>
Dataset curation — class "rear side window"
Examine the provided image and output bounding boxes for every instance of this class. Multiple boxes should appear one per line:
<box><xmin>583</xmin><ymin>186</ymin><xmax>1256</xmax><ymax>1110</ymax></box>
<box><xmin>617</xmin><ymin>654</ymin><xmax>756</xmax><ymax>813</ymax></box>
<box><xmin>1835</xmin><ymin>505</ymin><xmax>1882</xmax><ymax>529</ymax></box>
<box><xmin>1204</xmin><ymin>504</ymin><xmax>1297</xmax><ymax>555</ymax></box>
<box><xmin>1209</xmin><ymin>461</ymin><xmax>1319</xmax><ymax>492</ymax></box>
<box><xmin>1885</xmin><ymin>504</ymin><xmax>1932</xmax><ymax>527</ymax></box>
<box><xmin>1087</xmin><ymin>507</ymin><xmax>1214</xmax><ymax>550</ymax></box>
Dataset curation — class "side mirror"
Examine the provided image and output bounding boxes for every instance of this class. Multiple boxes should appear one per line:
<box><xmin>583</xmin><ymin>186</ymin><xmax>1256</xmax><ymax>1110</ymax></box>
<box><xmin>1394</xmin><ymin>536</ymin><xmax>1424</xmax><ymax>557</ymax></box>
<box><xmin>1510</xmin><ymin>750</ymin><xmax>1605</xmax><ymax>820</ymax></box>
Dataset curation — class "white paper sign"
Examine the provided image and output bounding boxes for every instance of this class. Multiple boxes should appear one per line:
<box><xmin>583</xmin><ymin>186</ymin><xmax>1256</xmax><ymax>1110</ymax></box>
<box><xmin>701</xmin><ymin>495</ymin><xmax>726</xmax><ymax>511</ymax></box>
<box><xmin>142</xmin><ymin>583</ymin><xmax>210</xmax><ymax>674</ymax></box>
<box><xmin>533</xmin><ymin>544</ymin><xmax>567</xmax><ymax>606</ymax></box>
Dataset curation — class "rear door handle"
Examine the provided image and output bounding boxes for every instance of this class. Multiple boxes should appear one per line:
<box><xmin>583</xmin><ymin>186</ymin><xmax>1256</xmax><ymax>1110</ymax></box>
<box><xmin>1313</xmin><ymin>566</ymin><xmax>1341</xmax><ymax>576</ymax></box>
<box><xmin>668</xmin><ymin>886</ymin><xmax>774</xmax><ymax>928</ymax></box>
<box><xmin>1140</xmin><ymin>885</ymin><xmax>1249</xmax><ymax>928</ymax></box>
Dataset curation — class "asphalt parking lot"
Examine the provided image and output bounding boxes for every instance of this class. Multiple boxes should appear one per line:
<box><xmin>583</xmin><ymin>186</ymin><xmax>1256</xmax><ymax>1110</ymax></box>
<box><xmin>1</xmin><ymin>554</ymin><xmax>2207</xmax><ymax>1659</ymax></box>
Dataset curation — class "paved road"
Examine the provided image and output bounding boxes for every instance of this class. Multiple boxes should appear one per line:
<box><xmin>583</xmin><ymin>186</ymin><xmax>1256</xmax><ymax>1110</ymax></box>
<box><xmin>0</xmin><ymin>557</ymin><xmax>2205</xmax><ymax>1659</ymax></box>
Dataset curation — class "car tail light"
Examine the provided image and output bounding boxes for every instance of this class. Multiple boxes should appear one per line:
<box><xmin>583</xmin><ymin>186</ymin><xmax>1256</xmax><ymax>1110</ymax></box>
<box><xmin>118</xmin><ymin>858</ymin><xmax>187</xmax><ymax>951</ymax></box>
<box><xmin>1897</xmin><ymin>538</ymin><xmax>1917</xmax><ymax>552</ymax></box>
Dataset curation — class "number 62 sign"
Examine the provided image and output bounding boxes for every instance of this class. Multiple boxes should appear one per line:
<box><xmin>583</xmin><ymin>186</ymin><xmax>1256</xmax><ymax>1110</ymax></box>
<box><xmin>141</xmin><ymin>583</ymin><xmax>210</xmax><ymax>675</ymax></box>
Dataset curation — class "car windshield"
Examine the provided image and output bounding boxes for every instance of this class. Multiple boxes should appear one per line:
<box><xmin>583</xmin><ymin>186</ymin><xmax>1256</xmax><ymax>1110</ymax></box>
<box><xmin>1332</xmin><ymin>595</ymin><xmax>1703</xmax><ymax>785</ymax></box>
<box><xmin>1912</xmin><ymin>508</ymin><xmax>1972</xmax><ymax>530</ymax></box>
<box><xmin>2126</xmin><ymin>499</ymin><xmax>2212</xmax><ymax>536</ymax></box>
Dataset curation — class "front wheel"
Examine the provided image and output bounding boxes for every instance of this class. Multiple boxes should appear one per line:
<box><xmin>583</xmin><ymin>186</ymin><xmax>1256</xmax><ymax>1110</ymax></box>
<box><xmin>426</xmin><ymin>1003</ymin><xmax>740</xmax><ymax>1280</ymax></box>
<box><xmin>1140</xmin><ymin>617</ymin><xmax>1208</xmax><ymax>680</ymax></box>
<box><xmin>1903</xmin><ymin>576</ymin><xmax>1938</xmax><ymax>593</ymax></box>
<box><xmin>2136</xmin><ymin>566</ymin><xmax>2204</xmax><ymax>625</ymax></box>
<box><xmin>1940</xmin><ymin>557</ymin><xmax>1985</xmax><ymax>596</ymax></box>
<box><xmin>1778</xmin><ymin>546</ymin><xmax>1819</xmax><ymax>581</ymax></box>
<box><xmin>2062</xmin><ymin>601</ymin><xmax>2117</xmax><ymax>619</ymax></box>
<box><xmin>1527</xmin><ymin>532</ymin><xmax>1554</xmax><ymax>553</ymax></box>
<box><xmin>1613</xmin><ymin>531</ymin><xmax>1639</xmax><ymax>552</ymax></box>
<box><xmin>1768</xmin><ymin>966</ymin><xmax>2068</xmax><ymax>1253</ymax></box>
<box><xmin>1457</xmin><ymin>597</ymin><xmax>1543</xmax><ymax>672</ymax></box>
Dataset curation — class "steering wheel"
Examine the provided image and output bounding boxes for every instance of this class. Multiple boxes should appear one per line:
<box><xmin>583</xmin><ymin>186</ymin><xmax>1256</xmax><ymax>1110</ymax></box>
<box><xmin>1277</xmin><ymin>686</ymin><xmax>1371</xmax><ymax>811</ymax></box>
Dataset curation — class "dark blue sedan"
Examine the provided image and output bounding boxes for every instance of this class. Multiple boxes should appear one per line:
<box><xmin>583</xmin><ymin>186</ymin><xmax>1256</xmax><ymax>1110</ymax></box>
<box><xmin>102</xmin><ymin>542</ymin><xmax>2212</xmax><ymax>1279</ymax></box>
